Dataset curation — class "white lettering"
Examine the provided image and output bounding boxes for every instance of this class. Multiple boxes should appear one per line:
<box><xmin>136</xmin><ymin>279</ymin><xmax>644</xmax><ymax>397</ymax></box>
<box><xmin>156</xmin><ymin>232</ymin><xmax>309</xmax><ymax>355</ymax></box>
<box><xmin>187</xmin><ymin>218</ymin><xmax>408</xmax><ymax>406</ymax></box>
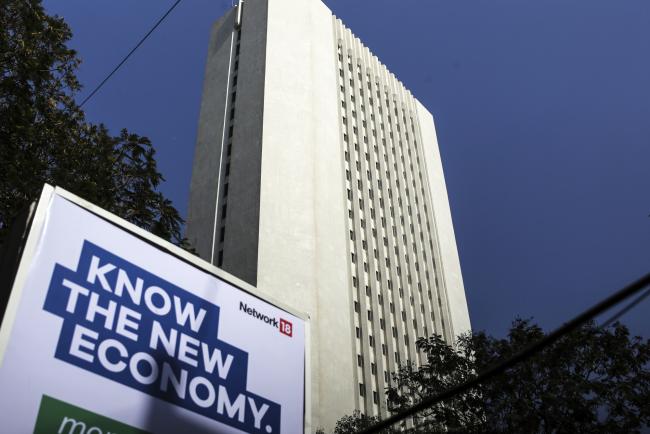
<box><xmin>217</xmin><ymin>385</ymin><xmax>246</xmax><ymax>422</ymax></box>
<box><xmin>114</xmin><ymin>269</ymin><xmax>143</xmax><ymax>305</ymax></box>
<box><xmin>85</xmin><ymin>292</ymin><xmax>116</xmax><ymax>330</ymax></box>
<box><xmin>189</xmin><ymin>376</ymin><xmax>215</xmax><ymax>408</ymax></box>
<box><xmin>130</xmin><ymin>352</ymin><xmax>159</xmax><ymax>385</ymax></box>
<box><xmin>58</xmin><ymin>417</ymin><xmax>86</xmax><ymax>434</ymax></box>
<box><xmin>116</xmin><ymin>305</ymin><xmax>141</xmax><ymax>341</ymax></box>
<box><xmin>248</xmin><ymin>397</ymin><xmax>270</xmax><ymax>429</ymax></box>
<box><xmin>98</xmin><ymin>339</ymin><xmax>127</xmax><ymax>373</ymax></box>
<box><xmin>173</xmin><ymin>296</ymin><xmax>206</xmax><ymax>333</ymax></box>
<box><xmin>87</xmin><ymin>256</ymin><xmax>115</xmax><ymax>291</ymax></box>
<box><xmin>70</xmin><ymin>324</ymin><xmax>97</xmax><ymax>363</ymax></box>
<box><xmin>178</xmin><ymin>333</ymin><xmax>199</xmax><ymax>368</ymax></box>
<box><xmin>62</xmin><ymin>279</ymin><xmax>89</xmax><ymax>314</ymax></box>
<box><xmin>149</xmin><ymin>321</ymin><xmax>177</xmax><ymax>357</ymax></box>
<box><xmin>144</xmin><ymin>286</ymin><xmax>171</xmax><ymax>316</ymax></box>
<box><xmin>161</xmin><ymin>362</ymin><xmax>188</xmax><ymax>400</ymax></box>
<box><xmin>201</xmin><ymin>343</ymin><xmax>233</xmax><ymax>379</ymax></box>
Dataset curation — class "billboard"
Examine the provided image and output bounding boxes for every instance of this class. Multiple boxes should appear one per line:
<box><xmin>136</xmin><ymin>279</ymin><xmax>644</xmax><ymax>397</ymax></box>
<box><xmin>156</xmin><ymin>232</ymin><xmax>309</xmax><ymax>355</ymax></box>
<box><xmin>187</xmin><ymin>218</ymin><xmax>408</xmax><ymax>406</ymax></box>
<box><xmin>0</xmin><ymin>185</ymin><xmax>308</xmax><ymax>433</ymax></box>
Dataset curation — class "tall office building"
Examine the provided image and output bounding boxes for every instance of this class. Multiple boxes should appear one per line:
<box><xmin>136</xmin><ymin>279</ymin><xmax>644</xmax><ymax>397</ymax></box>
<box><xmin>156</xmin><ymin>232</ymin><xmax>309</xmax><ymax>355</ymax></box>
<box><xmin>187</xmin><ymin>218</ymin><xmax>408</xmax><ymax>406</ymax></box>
<box><xmin>186</xmin><ymin>0</ymin><xmax>471</xmax><ymax>430</ymax></box>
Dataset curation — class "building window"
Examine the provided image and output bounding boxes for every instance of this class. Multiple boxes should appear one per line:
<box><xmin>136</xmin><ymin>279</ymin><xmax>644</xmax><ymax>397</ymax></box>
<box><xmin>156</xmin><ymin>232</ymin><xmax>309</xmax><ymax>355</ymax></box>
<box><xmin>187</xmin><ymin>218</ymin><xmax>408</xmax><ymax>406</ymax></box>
<box><xmin>359</xmin><ymin>383</ymin><xmax>365</xmax><ymax>397</ymax></box>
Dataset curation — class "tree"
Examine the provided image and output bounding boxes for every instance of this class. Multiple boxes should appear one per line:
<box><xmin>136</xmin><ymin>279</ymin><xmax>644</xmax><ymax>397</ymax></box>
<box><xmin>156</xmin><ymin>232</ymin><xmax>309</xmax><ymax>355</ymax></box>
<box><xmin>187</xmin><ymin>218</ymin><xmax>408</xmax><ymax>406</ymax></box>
<box><xmin>333</xmin><ymin>319</ymin><xmax>650</xmax><ymax>433</ymax></box>
<box><xmin>472</xmin><ymin>319</ymin><xmax>650</xmax><ymax>433</ymax></box>
<box><xmin>330</xmin><ymin>411</ymin><xmax>384</xmax><ymax>434</ymax></box>
<box><xmin>0</xmin><ymin>0</ymin><xmax>186</xmax><ymax>245</ymax></box>
<box><xmin>385</xmin><ymin>334</ymin><xmax>484</xmax><ymax>433</ymax></box>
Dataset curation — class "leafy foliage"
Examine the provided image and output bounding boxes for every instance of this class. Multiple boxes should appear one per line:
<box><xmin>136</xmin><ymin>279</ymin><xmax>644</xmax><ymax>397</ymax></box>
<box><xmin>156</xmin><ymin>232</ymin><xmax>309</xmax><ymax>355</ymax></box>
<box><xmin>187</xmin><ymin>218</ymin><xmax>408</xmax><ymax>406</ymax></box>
<box><xmin>0</xmin><ymin>0</ymin><xmax>186</xmax><ymax>245</ymax></box>
<box><xmin>333</xmin><ymin>319</ymin><xmax>650</xmax><ymax>433</ymax></box>
<box><xmin>385</xmin><ymin>334</ymin><xmax>484</xmax><ymax>432</ymax></box>
<box><xmin>473</xmin><ymin>319</ymin><xmax>650</xmax><ymax>433</ymax></box>
<box><xmin>331</xmin><ymin>411</ymin><xmax>384</xmax><ymax>434</ymax></box>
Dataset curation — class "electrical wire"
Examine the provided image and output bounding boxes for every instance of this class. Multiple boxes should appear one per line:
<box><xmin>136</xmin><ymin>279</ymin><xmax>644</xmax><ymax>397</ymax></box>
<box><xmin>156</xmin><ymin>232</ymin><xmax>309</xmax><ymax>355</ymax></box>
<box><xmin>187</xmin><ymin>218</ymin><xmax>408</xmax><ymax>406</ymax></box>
<box><xmin>78</xmin><ymin>0</ymin><xmax>183</xmax><ymax>108</ymax></box>
<box><xmin>360</xmin><ymin>273</ymin><xmax>650</xmax><ymax>434</ymax></box>
<box><xmin>600</xmin><ymin>286</ymin><xmax>650</xmax><ymax>329</ymax></box>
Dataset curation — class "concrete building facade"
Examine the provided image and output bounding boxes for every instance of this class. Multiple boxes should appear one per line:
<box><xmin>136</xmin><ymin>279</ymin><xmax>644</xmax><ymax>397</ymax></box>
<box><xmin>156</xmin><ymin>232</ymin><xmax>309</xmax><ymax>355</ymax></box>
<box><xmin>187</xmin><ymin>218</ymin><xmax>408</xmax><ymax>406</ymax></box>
<box><xmin>186</xmin><ymin>0</ymin><xmax>471</xmax><ymax>431</ymax></box>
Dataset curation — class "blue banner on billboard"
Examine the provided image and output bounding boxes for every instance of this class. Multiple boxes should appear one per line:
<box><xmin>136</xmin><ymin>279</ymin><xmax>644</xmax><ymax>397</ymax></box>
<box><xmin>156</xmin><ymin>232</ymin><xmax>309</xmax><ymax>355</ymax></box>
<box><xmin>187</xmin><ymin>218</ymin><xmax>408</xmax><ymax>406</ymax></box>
<box><xmin>44</xmin><ymin>241</ymin><xmax>281</xmax><ymax>434</ymax></box>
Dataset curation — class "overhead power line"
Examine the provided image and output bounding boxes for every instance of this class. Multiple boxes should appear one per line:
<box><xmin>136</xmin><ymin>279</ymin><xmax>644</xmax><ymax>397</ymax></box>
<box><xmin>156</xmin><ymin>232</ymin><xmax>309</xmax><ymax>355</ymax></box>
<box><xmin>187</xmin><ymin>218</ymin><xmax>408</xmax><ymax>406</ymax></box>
<box><xmin>78</xmin><ymin>0</ymin><xmax>183</xmax><ymax>108</ymax></box>
<box><xmin>600</xmin><ymin>285</ymin><xmax>650</xmax><ymax>328</ymax></box>
<box><xmin>361</xmin><ymin>273</ymin><xmax>650</xmax><ymax>434</ymax></box>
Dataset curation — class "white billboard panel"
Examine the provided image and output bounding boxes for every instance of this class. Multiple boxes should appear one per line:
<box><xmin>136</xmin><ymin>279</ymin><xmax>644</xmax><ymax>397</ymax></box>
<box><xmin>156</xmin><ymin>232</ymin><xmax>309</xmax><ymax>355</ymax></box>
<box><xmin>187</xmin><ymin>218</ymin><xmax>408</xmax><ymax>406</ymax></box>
<box><xmin>0</xmin><ymin>186</ymin><xmax>307</xmax><ymax>433</ymax></box>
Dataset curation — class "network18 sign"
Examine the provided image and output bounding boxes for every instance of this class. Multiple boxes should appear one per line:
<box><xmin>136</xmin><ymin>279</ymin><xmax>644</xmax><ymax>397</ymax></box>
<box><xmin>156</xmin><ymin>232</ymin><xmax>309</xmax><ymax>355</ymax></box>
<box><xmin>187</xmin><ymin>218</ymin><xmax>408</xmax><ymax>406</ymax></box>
<box><xmin>0</xmin><ymin>186</ymin><xmax>307</xmax><ymax>434</ymax></box>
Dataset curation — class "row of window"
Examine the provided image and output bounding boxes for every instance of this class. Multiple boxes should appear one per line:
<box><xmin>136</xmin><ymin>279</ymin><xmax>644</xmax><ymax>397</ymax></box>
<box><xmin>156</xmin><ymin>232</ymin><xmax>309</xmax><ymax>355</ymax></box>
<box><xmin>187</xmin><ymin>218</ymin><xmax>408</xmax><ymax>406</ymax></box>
<box><xmin>215</xmin><ymin>28</ymin><xmax>242</xmax><ymax>266</ymax></box>
<box><xmin>338</xmin><ymin>35</ymin><xmax>454</xmax><ymax>411</ymax></box>
<box><xmin>342</xmin><ymin>92</ymin><xmax>440</xmax><ymax>317</ymax></box>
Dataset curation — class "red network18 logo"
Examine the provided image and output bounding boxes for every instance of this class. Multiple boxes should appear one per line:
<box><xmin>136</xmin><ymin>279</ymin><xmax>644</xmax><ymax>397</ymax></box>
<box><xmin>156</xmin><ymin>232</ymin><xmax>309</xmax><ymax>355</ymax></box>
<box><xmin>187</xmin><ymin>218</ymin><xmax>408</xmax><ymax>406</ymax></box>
<box><xmin>279</xmin><ymin>318</ymin><xmax>293</xmax><ymax>337</ymax></box>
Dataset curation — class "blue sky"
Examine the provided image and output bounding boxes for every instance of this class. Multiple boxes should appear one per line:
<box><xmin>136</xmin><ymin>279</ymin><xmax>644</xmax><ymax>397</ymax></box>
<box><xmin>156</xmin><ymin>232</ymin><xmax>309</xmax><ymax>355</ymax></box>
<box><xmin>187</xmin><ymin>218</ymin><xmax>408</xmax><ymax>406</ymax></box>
<box><xmin>42</xmin><ymin>0</ymin><xmax>650</xmax><ymax>338</ymax></box>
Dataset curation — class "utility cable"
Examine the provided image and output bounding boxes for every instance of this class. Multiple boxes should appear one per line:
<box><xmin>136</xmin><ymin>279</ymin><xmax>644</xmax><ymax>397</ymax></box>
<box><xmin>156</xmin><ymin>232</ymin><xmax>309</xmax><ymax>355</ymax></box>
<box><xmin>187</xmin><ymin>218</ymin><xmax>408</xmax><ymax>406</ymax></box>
<box><xmin>78</xmin><ymin>0</ymin><xmax>183</xmax><ymax>108</ymax></box>
<box><xmin>360</xmin><ymin>273</ymin><xmax>650</xmax><ymax>434</ymax></box>
<box><xmin>600</xmin><ymin>285</ymin><xmax>650</xmax><ymax>329</ymax></box>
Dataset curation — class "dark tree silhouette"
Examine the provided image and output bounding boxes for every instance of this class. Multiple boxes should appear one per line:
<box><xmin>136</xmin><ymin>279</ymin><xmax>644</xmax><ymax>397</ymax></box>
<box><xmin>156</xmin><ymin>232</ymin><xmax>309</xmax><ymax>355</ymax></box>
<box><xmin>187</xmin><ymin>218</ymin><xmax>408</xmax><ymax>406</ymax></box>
<box><xmin>0</xmin><ymin>0</ymin><xmax>187</xmax><ymax>246</ymax></box>
<box><xmin>333</xmin><ymin>319</ymin><xmax>649</xmax><ymax>433</ymax></box>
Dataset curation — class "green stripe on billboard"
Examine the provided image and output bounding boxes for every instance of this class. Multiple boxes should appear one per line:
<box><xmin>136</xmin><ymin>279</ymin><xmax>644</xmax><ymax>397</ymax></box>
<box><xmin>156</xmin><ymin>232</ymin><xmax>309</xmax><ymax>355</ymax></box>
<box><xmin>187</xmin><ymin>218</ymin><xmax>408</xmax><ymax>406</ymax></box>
<box><xmin>34</xmin><ymin>395</ymin><xmax>149</xmax><ymax>434</ymax></box>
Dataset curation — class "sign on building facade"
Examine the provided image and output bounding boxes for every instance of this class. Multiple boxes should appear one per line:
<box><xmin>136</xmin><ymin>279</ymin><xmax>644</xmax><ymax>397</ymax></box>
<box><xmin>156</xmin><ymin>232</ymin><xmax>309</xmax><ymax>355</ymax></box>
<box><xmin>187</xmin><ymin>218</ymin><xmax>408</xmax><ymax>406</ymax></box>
<box><xmin>0</xmin><ymin>185</ymin><xmax>308</xmax><ymax>434</ymax></box>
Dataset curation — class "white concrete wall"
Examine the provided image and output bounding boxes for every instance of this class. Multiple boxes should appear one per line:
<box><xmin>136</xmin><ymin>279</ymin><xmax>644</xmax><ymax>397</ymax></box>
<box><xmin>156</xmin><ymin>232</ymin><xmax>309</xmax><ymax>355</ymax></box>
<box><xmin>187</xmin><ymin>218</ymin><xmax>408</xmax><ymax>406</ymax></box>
<box><xmin>416</xmin><ymin>101</ymin><xmax>471</xmax><ymax>337</ymax></box>
<box><xmin>256</xmin><ymin>0</ymin><xmax>356</xmax><ymax>431</ymax></box>
<box><xmin>189</xmin><ymin>0</ymin><xmax>472</xmax><ymax>430</ymax></box>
